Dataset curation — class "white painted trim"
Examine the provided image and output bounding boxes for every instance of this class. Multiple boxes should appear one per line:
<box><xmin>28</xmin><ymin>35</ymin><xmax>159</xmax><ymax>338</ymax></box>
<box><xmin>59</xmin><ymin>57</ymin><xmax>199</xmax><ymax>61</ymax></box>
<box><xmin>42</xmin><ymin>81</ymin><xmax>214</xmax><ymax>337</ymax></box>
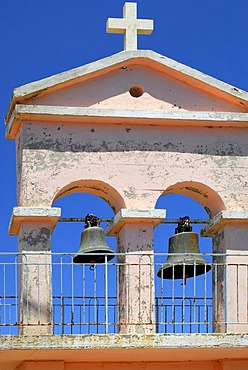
<box><xmin>6</xmin><ymin>104</ymin><xmax>248</xmax><ymax>139</ymax></box>
<box><xmin>11</xmin><ymin>51</ymin><xmax>248</xmax><ymax>100</ymax></box>
<box><xmin>0</xmin><ymin>333</ymin><xmax>248</xmax><ymax>350</ymax></box>
<box><xmin>201</xmin><ymin>210</ymin><xmax>248</xmax><ymax>237</ymax></box>
<box><xmin>5</xmin><ymin>50</ymin><xmax>248</xmax><ymax>124</ymax></box>
<box><xmin>106</xmin><ymin>208</ymin><xmax>166</xmax><ymax>235</ymax></box>
<box><xmin>9</xmin><ymin>207</ymin><xmax>61</xmax><ymax>236</ymax></box>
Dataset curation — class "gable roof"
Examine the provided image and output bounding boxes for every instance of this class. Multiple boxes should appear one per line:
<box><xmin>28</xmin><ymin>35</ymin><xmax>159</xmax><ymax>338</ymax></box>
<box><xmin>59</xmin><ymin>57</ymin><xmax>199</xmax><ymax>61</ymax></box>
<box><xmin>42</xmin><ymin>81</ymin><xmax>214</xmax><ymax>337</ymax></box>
<box><xmin>6</xmin><ymin>50</ymin><xmax>248</xmax><ymax>122</ymax></box>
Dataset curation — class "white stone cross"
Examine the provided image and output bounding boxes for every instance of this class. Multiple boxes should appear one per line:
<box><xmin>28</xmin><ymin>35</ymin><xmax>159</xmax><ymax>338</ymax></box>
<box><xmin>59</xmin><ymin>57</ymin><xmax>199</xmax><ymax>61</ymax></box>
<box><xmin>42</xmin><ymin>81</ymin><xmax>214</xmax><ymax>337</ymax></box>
<box><xmin>106</xmin><ymin>2</ymin><xmax>154</xmax><ymax>51</ymax></box>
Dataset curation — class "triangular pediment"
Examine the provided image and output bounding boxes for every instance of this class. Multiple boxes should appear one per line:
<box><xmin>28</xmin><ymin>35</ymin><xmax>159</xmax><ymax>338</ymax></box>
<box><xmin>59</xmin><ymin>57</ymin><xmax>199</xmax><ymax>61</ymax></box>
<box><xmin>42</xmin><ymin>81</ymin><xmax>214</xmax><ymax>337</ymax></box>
<box><xmin>6</xmin><ymin>50</ymin><xmax>248</xmax><ymax>138</ymax></box>
<box><xmin>17</xmin><ymin>65</ymin><xmax>247</xmax><ymax>114</ymax></box>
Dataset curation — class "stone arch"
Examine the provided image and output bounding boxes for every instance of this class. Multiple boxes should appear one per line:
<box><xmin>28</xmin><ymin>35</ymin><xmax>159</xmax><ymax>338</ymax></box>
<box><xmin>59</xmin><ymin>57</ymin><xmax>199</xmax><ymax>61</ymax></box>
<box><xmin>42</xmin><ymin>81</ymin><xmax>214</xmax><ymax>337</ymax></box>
<box><xmin>159</xmin><ymin>181</ymin><xmax>226</xmax><ymax>218</ymax></box>
<box><xmin>52</xmin><ymin>179</ymin><xmax>126</xmax><ymax>214</ymax></box>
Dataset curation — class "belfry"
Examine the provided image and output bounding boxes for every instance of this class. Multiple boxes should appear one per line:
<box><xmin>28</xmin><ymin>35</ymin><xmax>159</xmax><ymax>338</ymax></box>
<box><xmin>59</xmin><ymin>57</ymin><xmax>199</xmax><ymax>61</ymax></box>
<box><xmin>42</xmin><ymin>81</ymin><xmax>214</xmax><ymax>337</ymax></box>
<box><xmin>2</xmin><ymin>2</ymin><xmax>248</xmax><ymax>369</ymax></box>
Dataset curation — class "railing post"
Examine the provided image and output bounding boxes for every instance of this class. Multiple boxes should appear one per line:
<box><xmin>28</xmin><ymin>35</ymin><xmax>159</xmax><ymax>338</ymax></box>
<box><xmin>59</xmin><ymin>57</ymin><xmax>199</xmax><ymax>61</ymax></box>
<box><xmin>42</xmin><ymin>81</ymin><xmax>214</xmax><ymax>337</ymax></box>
<box><xmin>106</xmin><ymin>209</ymin><xmax>166</xmax><ymax>334</ymax></box>
<box><xmin>9</xmin><ymin>207</ymin><xmax>61</xmax><ymax>335</ymax></box>
<box><xmin>201</xmin><ymin>210</ymin><xmax>248</xmax><ymax>333</ymax></box>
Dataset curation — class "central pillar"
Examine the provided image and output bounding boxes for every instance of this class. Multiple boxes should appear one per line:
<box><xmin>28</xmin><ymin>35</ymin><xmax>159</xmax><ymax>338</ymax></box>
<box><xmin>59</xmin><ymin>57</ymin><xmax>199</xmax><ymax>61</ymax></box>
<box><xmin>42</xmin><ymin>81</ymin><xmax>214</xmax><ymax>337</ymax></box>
<box><xmin>9</xmin><ymin>207</ymin><xmax>61</xmax><ymax>335</ymax></box>
<box><xmin>106</xmin><ymin>209</ymin><xmax>165</xmax><ymax>334</ymax></box>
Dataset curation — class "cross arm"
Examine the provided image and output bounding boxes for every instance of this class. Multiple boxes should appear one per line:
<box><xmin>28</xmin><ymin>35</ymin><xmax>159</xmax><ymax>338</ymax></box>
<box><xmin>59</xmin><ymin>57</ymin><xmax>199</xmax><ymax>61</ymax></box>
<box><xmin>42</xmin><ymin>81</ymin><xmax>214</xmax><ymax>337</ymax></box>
<box><xmin>137</xmin><ymin>20</ymin><xmax>154</xmax><ymax>34</ymax></box>
<box><xmin>106</xmin><ymin>19</ymin><xmax>127</xmax><ymax>34</ymax></box>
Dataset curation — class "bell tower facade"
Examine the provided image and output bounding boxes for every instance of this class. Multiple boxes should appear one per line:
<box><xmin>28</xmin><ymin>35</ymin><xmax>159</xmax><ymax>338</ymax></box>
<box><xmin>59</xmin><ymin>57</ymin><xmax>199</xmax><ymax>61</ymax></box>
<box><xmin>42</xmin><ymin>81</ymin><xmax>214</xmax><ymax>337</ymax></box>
<box><xmin>7</xmin><ymin>49</ymin><xmax>248</xmax><ymax>336</ymax></box>
<box><xmin>3</xmin><ymin>2</ymin><xmax>248</xmax><ymax>369</ymax></box>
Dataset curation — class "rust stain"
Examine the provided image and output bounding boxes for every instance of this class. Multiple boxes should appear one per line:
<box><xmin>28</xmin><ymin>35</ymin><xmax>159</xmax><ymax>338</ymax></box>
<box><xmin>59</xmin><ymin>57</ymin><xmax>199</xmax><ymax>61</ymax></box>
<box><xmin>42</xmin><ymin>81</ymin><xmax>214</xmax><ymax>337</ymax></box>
<box><xmin>185</xmin><ymin>186</ymin><xmax>209</xmax><ymax>199</ymax></box>
<box><xmin>58</xmin><ymin>185</ymin><xmax>80</xmax><ymax>197</ymax></box>
<box><xmin>23</xmin><ymin>88</ymin><xmax>48</xmax><ymax>100</ymax></box>
<box><xmin>90</xmin><ymin>185</ymin><xmax>108</xmax><ymax>195</ymax></box>
<box><xmin>204</xmin><ymin>206</ymin><xmax>212</xmax><ymax>217</ymax></box>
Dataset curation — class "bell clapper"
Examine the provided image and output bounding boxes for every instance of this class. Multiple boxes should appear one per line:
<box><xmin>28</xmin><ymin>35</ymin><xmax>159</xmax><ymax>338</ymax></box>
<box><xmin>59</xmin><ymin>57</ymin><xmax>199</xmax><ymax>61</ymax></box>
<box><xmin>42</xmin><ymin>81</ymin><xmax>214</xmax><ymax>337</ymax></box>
<box><xmin>181</xmin><ymin>274</ymin><xmax>189</xmax><ymax>285</ymax></box>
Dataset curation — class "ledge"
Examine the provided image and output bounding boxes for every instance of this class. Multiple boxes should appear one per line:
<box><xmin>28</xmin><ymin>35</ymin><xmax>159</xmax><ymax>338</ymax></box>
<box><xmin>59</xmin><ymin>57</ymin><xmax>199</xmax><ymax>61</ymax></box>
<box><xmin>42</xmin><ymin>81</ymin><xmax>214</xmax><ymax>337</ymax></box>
<box><xmin>0</xmin><ymin>334</ymin><xmax>248</xmax><ymax>370</ymax></box>
<box><xmin>201</xmin><ymin>210</ymin><xmax>248</xmax><ymax>237</ymax></box>
<box><xmin>9</xmin><ymin>207</ymin><xmax>61</xmax><ymax>235</ymax></box>
<box><xmin>6</xmin><ymin>104</ymin><xmax>248</xmax><ymax>139</ymax></box>
<box><xmin>106</xmin><ymin>208</ymin><xmax>166</xmax><ymax>236</ymax></box>
<box><xmin>1</xmin><ymin>333</ymin><xmax>248</xmax><ymax>350</ymax></box>
<box><xmin>0</xmin><ymin>334</ymin><xmax>247</xmax><ymax>368</ymax></box>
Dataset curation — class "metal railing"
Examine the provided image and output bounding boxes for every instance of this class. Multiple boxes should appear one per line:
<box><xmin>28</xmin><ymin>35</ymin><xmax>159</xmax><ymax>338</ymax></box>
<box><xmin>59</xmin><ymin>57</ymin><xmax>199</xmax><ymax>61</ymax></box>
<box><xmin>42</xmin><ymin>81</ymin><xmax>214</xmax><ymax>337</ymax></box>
<box><xmin>0</xmin><ymin>252</ymin><xmax>247</xmax><ymax>335</ymax></box>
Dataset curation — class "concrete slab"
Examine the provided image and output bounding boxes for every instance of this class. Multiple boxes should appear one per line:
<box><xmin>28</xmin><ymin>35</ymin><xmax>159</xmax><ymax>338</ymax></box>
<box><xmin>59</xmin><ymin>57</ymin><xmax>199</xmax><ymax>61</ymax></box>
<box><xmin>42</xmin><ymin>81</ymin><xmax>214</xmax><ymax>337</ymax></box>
<box><xmin>106</xmin><ymin>208</ymin><xmax>166</xmax><ymax>235</ymax></box>
<box><xmin>201</xmin><ymin>210</ymin><xmax>248</xmax><ymax>237</ymax></box>
<box><xmin>9</xmin><ymin>207</ymin><xmax>61</xmax><ymax>235</ymax></box>
<box><xmin>0</xmin><ymin>334</ymin><xmax>248</xmax><ymax>370</ymax></box>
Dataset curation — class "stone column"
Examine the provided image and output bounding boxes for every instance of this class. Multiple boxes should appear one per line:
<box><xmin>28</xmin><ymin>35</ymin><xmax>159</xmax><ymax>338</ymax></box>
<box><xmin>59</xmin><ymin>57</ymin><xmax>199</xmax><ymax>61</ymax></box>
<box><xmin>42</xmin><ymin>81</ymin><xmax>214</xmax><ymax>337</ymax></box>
<box><xmin>201</xmin><ymin>211</ymin><xmax>248</xmax><ymax>333</ymax></box>
<box><xmin>106</xmin><ymin>209</ymin><xmax>166</xmax><ymax>334</ymax></box>
<box><xmin>9</xmin><ymin>207</ymin><xmax>61</xmax><ymax>335</ymax></box>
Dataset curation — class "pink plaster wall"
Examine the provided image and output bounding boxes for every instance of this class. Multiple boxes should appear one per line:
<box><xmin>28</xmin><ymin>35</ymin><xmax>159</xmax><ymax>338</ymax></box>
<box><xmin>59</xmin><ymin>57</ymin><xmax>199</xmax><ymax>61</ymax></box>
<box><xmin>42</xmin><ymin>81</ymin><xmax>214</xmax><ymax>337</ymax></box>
<box><xmin>25</xmin><ymin>67</ymin><xmax>246</xmax><ymax>113</ymax></box>
<box><xmin>18</xmin><ymin>121</ymin><xmax>248</xmax><ymax>217</ymax></box>
<box><xmin>12</xmin><ymin>61</ymin><xmax>248</xmax><ymax>338</ymax></box>
<box><xmin>117</xmin><ymin>222</ymin><xmax>155</xmax><ymax>334</ymax></box>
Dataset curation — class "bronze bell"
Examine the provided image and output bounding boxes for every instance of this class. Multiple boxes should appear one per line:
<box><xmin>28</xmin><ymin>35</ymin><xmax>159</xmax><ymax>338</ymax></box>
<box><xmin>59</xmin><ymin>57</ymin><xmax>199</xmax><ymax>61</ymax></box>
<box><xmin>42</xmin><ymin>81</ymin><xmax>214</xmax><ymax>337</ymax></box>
<box><xmin>157</xmin><ymin>216</ymin><xmax>211</xmax><ymax>280</ymax></box>
<box><xmin>73</xmin><ymin>214</ymin><xmax>115</xmax><ymax>264</ymax></box>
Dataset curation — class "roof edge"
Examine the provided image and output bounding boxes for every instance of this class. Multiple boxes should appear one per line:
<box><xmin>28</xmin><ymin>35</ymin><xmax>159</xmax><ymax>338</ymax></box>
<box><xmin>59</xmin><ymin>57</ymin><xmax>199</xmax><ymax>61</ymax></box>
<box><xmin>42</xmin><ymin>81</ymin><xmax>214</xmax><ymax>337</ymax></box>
<box><xmin>5</xmin><ymin>50</ymin><xmax>248</xmax><ymax>124</ymax></box>
<box><xmin>6</xmin><ymin>104</ymin><xmax>248</xmax><ymax>140</ymax></box>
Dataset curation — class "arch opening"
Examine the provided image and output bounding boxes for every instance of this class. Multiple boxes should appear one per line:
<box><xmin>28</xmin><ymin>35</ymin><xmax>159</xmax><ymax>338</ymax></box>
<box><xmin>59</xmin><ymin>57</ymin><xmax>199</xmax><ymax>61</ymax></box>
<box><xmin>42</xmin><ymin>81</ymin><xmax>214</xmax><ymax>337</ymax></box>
<box><xmin>154</xmin><ymin>192</ymin><xmax>213</xmax><ymax>333</ymax></box>
<box><xmin>52</xmin><ymin>179</ymin><xmax>126</xmax><ymax>214</ymax></box>
<box><xmin>51</xmin><ymin>192</ymin><xmax>117</xmax><ymax>334</ymax></box>
<box><xmin>160</xmin><ymin>181</ymin><xmax>226</xmax><ymax>218</ymax></box>
<box><xmin>52</xmin><ymin>192</ymin><xmax>116</xmax><ymax>254</ymax></box>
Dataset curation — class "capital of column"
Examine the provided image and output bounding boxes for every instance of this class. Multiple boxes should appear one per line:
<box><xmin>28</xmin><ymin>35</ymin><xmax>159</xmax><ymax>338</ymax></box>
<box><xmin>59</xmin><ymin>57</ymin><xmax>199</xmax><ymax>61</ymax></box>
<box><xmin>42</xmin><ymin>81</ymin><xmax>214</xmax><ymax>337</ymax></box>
<box><xmin>106</xmin><ymin>208</ymin><xmax>166</xmax><ymax>236</ymax></box>
<box><xmin>9</xmin><ymin>207</ymin><xmax>61</xmax><ymax>236</ymax></box>
<box><xmin>201</xmin><ymin>210</ymin><xmax>248</xmax><ymax>237</ymax></box>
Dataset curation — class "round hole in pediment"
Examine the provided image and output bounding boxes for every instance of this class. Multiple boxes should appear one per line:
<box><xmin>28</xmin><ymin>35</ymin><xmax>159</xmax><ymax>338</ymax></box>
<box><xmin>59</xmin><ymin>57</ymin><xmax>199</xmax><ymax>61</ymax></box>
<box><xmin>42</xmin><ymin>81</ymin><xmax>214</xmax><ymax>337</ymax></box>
<box><xmin>129</xmin><ymin>84</ymin><xmax>144</xmax><ymax>98</ymax></box>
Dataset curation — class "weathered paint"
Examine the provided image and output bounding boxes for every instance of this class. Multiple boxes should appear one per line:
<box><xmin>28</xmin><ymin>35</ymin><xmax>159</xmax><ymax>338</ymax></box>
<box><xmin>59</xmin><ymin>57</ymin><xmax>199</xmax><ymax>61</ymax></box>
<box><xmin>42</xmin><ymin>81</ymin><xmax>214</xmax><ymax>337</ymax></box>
<box><xmin>210</xmin><ymin>223</ymin><xmax>248</xmax><ymax>334</ymax></box>
<box><xmin>17</xmin><ymin>222</ymin><xmax>53</xmax><ymax>335</ymax></box>
<box><xmin>1</xmin><ymin>332</ymin><xmax>248</xmax><ymax>350</ymax></box>
<box><xmin>0</xmin><ymin>334</ymin><xmax>248</xmax><ymax>370</ymax></box>
<box><xmin>9</xmin><ymin>207</ymin><xmax>61</xmax><ymax>235</ymax></box>
<box><xmin>106</xmin><ymin>209</ymin><xmax>166</xmax><ymax>235</ymax></box>
<box><xmin>117</xmin><ymin>226</ymin><xmax>153</xmax><ymax>333</ymax></box>
<box><xmin>21</xmin><ymin>67</ymin><xmax>247</xmax><ymax>112</ymax></box>
<box><xmin>4</xmin><ymin>39</ymin><xmax>248</xmax><ymax>370</ymax></box>
<box><xmin>14</xmin><ymin>121</ymin><xmax>248</xmax><ymax>215</ymax></box>
<box><xmin>106</xmin><ymin>210</ymin><xmax>166</xmax><ymax>334</ymax></box>
<box><xmin>8</xmin><ymin>70</ymin><xmax>248</xmax><ymax>338</ymax></box>
<box><xmin>5</xmin><ymin>50</ymin><xmax>248</xmax><ymax>128</ymax></box>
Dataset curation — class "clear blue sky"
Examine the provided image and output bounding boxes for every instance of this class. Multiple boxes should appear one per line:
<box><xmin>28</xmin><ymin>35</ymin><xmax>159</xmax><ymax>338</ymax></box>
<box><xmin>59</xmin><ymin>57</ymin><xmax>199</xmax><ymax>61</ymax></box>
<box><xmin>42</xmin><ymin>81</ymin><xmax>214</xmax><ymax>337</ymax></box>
<box><xmin>0</xmin><ymin>0</ymin><xmax>248</xmax><ymax>254</ymax></box>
